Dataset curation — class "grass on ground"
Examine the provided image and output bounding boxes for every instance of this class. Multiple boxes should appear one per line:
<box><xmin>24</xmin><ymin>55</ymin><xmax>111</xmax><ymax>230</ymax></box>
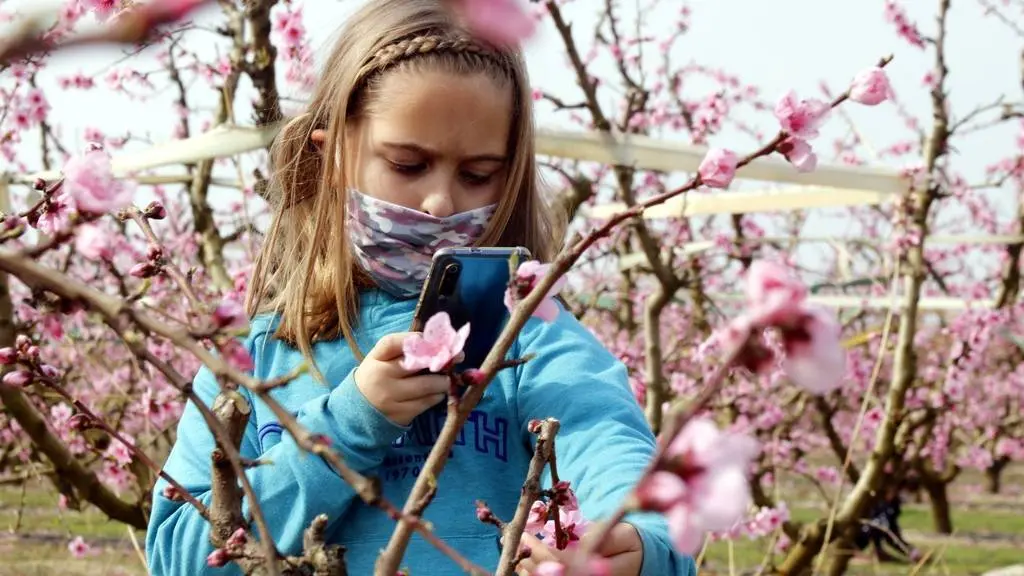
<box><xmin>2</xmin><ymin>470</ymin><xmax>1023</xmax><ymax>575</ymax></box>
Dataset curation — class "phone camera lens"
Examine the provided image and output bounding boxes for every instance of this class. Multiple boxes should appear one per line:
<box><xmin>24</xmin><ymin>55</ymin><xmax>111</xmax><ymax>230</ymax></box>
<box><xmin>440</xmin><ymin>263</ymin><xmax>461</xmax><ymax>296</ymax></box>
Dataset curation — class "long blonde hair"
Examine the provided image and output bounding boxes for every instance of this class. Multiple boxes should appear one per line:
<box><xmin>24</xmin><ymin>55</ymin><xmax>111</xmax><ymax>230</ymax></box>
<box><xmin>245</xmin><ymin>0</ymin><xmax>562</xmax><ymax>377</ymax></box>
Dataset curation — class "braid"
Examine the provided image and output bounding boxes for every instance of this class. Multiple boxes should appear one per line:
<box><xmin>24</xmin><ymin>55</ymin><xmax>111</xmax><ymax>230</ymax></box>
<box><xmin>359</xmin><ymin>34</ymin><xmax>509</xmax><ymax>80</ymax></box>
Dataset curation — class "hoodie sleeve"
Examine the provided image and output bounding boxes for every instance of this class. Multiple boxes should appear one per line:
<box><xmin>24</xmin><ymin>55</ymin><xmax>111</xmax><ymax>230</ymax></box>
<box><xmin>145</xmin><ymin>330</ymin><xmax>409</xmax><ymax>576</ymax></box>
<box><xmin>514</xmin><ymin>307</ymin><xmax>697</xmax><ymax>576</ymax></box>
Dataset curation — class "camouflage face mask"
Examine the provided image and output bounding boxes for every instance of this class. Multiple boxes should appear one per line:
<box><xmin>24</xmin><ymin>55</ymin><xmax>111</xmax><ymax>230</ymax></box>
<box><xmin>346</xmin><ymin>188</ymin><xmax>497</xmax><ymax>298</ymax></box>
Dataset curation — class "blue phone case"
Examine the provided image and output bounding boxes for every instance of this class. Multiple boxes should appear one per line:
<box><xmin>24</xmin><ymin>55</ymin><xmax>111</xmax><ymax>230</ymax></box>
<box><xmin>412</xmin><ymin>246</ymin><xmax>532</xmax><ymax>369</ymax></box>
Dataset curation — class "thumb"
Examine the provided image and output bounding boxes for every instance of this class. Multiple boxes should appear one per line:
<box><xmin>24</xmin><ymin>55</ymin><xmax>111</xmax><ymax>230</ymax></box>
<box><xmin>369</xmin><ymin>332</ymin><xmax>413</xmax><ymax>362</ymax></box>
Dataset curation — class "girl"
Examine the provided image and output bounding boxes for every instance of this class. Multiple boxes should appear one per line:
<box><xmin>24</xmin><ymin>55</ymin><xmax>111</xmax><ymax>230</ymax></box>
<box><xmin>147</xmin><ymin>1</ymin><xmax>695</xmax><ymax>575</ymax></box>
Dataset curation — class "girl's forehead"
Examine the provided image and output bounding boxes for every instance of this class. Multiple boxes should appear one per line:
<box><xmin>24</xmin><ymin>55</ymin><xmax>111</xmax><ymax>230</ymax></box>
<box><xmin>365</xmin><ymin>70</ymin><xmax>513</xmax><ymax>158</ymax></box>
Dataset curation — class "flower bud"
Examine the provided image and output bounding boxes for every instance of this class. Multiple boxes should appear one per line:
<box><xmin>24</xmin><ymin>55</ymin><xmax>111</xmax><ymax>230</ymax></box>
<box><xmin>474</xmin><ymin>501</ymin><xmax>495</xmax><ymax>524</ymax></box>
<box><xmin>0</xmin><ymin>347</ymin><xmax>18</xmax><ymax>365</ymax></box>
<box><xmin>143</xmin><ymin>201</ymin><xmax>167</xmax><ymax>220</ymax></box>
<box><xmin>461</xmin><ymin>369</ymin><xmax>486</xmax><ymax>387</ymax></box>
<box><xmin>162</xmin><ymin>484</ymin><xmax>186</xmax><ymax>501</ymax></box>
<box><xmin>130</xmin><ymin>262</ymin><xmax>159</xmax><ymax>278</ymax></box>
<box><xmin>206</xmin><ymin>548</ymin><xmax>229</xmax><ymax>568</ymax></box>
<box><xmin>2</xmin><ymin>370</ymin><xmax>32</xmax><ymax>387</ymax></box>
<box><xmin>226</xmin><ymin>527</ymin><xmax>247</xmax><ymax>548</ymax></box>
<box><xmin>39</xmin><ymin>364</ymin><xmax>61</xmax><ymax>379</ymax></box>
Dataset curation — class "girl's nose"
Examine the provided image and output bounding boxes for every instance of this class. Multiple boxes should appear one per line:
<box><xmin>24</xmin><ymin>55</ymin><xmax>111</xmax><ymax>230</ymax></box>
<box><xmin>419</xmin><ymin>180</ymin><xmax>456</xmax><ymax>218</ymax></box>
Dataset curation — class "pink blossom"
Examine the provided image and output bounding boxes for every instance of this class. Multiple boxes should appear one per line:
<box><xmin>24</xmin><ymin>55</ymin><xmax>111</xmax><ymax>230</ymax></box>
<box><xmin>848</xmin><ymin>67</ymin><xmax>892</xmax><ymax>106</ymax></box>
<box><xmin>505</xmin><ymin>261</ymin><xmax>566</xmax><ymax>323</ymax></box>
<box><xmin>534</xmin><ymin>558</ymin><xmax>610</xmax><ymax>576</ymax></box>
<box><xmin>780</xmin><ymin>306</ymin><xmax>846</xmax><ymax>394</ymax></box>
<box><xmin>816</xmin><ymin>466</ymin><xmax>840</xmax><ymax>484</ymax></box>
<box><xmin>744</xmin><ymin>261</ymin><xmax>807</xmax><ymax>327</ymax></box>
<box><xmin>401</xmin><ymin>312</ymin><xmax>469</xmax><ymax>372</ymax></box>
<box><xmin>61</xmin><ymin>147</ymin><xmax>134</xmax><ymax>214</ymax></box>
<box><xmin>778</xmin><ymin>138</ymin><xmax>818</xmax><ymax>173</ymax></box>
<box><xmin>525</xmin><ymin>500</ymin><xmax>548</xmax><ymax>533</ymax></box>
<box><xmin>74</xmin><ymin>223</ymin><xmax>114</xmax><ymax>260</ymax></box>
<box><xmin>774</xmin><ymin>91</ymin><xmax>830</xmax><ymax>139</ymax></box>
<box><xmin>535</xmin><ymin>562</ymin><xmax>565</xmax><ymax>576</ymax></box>
<box><xmin>221</xmin><ymin>339</ymin><xmax>254</xmax><ymax>372</ymax></box>
<box><xmin>105</xmin><ymin>439</ymin><xmax>134</xmax><ymax>466</ymax></box>
<box><xmin>34</xmin><ymin>191</ymin><xmax>74</xmax><ymax>234</ymax></box>
<box><xmin>101</xmin><ymin>460</ymin><xmax>133</xmax><ymax>493</ymax></box>
<box><xmin>213</xmin><ymin>298</ymin><xmax>247</xmax><ymax>329</ymax></box>
<box><xmin>698</xmin><ymin>148</ymin><xmax>738</xmax><ymax>188</ymax></box>
<box><xmin>272</xmin><ymin>5</ymin><xmax>306</xmax><ymax>48</ymax></box>
<box><xmin>884</xmin><ymin>1</ymin><xmax>926</xmax><ymax>49</ymax></box>
<box><xmin>638</xmin><ymin>418</ymin><xmax>759</xmax><ymax>554</ymax></box>
<box><xmin>710</xmin><ymin>261</ymin><xmax>846</xmax><ymax>394</ymax></box>
<box><xmin>540</xmin><ymin>504</ymin><xmax>590</xmax><ymax>550</ymax></box>
<box><xmin>136</xmin><ymin>0</ymin><xmax>209</xmax><ymax>26</ymax></box>
<box><xmin>637</xmin><ymin>471</ymin><xmax>687</xmax><ymax>512</ymax></box>
<box><xmin>68</xmin><ymin>536</ymin><xmax>90</xmax><ymax>558</ymax></box>
<box><xmin>79</xmin><ymin>0</ymin><xmax>119</xmax><ymax>21</ymax></box>
<box><xmin>449</xmin><ymin>0</ymin><xmax>536</xmax><ymax>46</ymax></box>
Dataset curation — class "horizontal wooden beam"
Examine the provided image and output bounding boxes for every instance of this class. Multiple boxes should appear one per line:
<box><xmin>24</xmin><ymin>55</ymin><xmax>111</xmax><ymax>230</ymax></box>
<box><xmin>535</xmin><ymin>129</ymin><xmax>908</xmax><ymax>194</ymax></box>
<box><xmin>6</xmin><ymin>124</ymin><xmax>908</xmax><ymax>198</ymax></box>
<box><xmin>710</xmin><ymin>292</ymin><xmax>994</xmax><ymax>311</ymax></box>
<box><xmin>583</xmin><ymin>185</ymin><xmax>897</xmax><ymax>220</ymax></box>
<box><xmin>618</xmin><ymin>235</ymin><xmax>1024</xmax><ymax>270</ymax></box>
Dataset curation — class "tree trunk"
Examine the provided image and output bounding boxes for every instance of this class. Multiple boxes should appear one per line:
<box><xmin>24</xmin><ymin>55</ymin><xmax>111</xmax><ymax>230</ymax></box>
<box><xmin>924</xmin><ymin>480</ymin><xmax>954</xmax><ymax>534</ymax></box>
<box><xmin>985</xmin><ymin>458</ymin><xmax>1009</xmax><ymax>494</ymax></box>
<box><xmin>825</xmin><ymin>534</ymin><xmax>856</xmax><ymax>576</ymax></box>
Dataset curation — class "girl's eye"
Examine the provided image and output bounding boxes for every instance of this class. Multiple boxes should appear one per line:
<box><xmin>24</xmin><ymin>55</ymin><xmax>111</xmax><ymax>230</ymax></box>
<box><xmin>461</xmin><ymin>171</ymin><xmax>495</xmax><ymax>186</ymax></box>
<box><xmin>389</xmin><ymin>161</ymin><xmax>426</xmax><ymax>175</ymax></box>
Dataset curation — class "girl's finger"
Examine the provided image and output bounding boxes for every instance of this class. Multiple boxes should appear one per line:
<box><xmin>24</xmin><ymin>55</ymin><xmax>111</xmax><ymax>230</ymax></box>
<box><xmin>394</xmin><ymin>374</ymin><xmax>449</xmax><ymax>400</ymax></box>
<box><xmin>516</xmin><ymin>532</ymin><xmax>565</xmax><ymax>574</ymax></box>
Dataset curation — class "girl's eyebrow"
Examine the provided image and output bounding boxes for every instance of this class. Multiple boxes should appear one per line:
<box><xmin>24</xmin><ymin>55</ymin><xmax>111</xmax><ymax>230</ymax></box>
<box><xmin>381</xmin><ymin>142</ymin><xmax>506</xmax><ymax>163</ymax></box>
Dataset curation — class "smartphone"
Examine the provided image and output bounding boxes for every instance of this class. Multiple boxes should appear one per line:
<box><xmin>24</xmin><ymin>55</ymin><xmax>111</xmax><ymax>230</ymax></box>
<box><xmin>411</xmin><ymin>246</ymin><xmax>532</xmax><ymax>370</ymax></box>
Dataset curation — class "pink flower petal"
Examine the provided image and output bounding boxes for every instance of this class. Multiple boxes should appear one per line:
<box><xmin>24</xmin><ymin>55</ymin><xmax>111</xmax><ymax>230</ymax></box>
<box><xmin>782</xmin><ymin>306</ymin><xmax>846</xmax><ymax>394</ymax></box>
<box><xmin>637</xmin><ymin>471</ymin><xmax>687</xmax><ymax>512</ymax></box>
<box><xmin>666</xmin><ymin>504</ymin><xmax>702</xmax><ymax>554</ymax></box>
<box><xmin>535</xmin><ymin>298</ymin><xmax>560</xmax><ymax>323</ymax></box>
<box><xmin>695</xmin><ymin>467</ymin><xmax>751</xmax><ymax>531</ymax></box>
<box><xmin>451</xmin><ymin>0</ymin><xmax>536</xmax><ymax>46</ymax></box>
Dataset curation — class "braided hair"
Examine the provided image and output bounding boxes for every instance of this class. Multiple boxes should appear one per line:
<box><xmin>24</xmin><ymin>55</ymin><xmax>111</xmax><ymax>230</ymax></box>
<box><xmin>360</xmin><ymin>33</ymin><xmax>513</xmax><ymax>79</ymax></box>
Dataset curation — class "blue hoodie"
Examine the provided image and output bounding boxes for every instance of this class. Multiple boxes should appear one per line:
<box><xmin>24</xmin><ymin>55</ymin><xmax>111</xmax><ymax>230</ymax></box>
<box><xmin>146</xmin><ymin>290</ymin><xmax>697</xmax><ymax>576</ymax></box>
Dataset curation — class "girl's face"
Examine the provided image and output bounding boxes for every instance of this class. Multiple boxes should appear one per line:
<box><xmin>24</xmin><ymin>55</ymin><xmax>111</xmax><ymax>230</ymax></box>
<box><xmin>350</xmin><ymin>69</ymin><xmax>513</xmax><ymax>216</ymax></box>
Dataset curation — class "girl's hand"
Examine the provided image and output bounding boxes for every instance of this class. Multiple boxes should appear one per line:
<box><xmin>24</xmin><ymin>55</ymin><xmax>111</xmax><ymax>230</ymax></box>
<box><xmin>354</xmin><ymin>333</ymin><xmax>450</xmax><ymax>426</ymax></box>
<box><xmin>515</xmin><ymin>523</ymin><xmax>644</xmax><ymax>576</ymax></box>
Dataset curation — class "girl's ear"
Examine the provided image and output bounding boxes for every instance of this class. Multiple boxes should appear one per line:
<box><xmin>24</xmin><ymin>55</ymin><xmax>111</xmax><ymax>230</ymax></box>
<box><xmin>310</xmin><ymin>129</ymin><xmax>327</xmax><ymax>148</ymax></box>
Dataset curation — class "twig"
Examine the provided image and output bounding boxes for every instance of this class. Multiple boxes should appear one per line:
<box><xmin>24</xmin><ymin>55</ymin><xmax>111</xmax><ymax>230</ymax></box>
<box><xmin>0</xmin><ymin>1</ymin><xmax>215</xmax><ymax>66</ymax></box>
<box><xmin>495</xmin><ymin>419</ymin><xmax>560</xmax><ymax>576</ymax></box>
<box><xmin>35</xmin><ymin>374</ymin><xmax>210</xmax><ymax>519</ymax></box>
